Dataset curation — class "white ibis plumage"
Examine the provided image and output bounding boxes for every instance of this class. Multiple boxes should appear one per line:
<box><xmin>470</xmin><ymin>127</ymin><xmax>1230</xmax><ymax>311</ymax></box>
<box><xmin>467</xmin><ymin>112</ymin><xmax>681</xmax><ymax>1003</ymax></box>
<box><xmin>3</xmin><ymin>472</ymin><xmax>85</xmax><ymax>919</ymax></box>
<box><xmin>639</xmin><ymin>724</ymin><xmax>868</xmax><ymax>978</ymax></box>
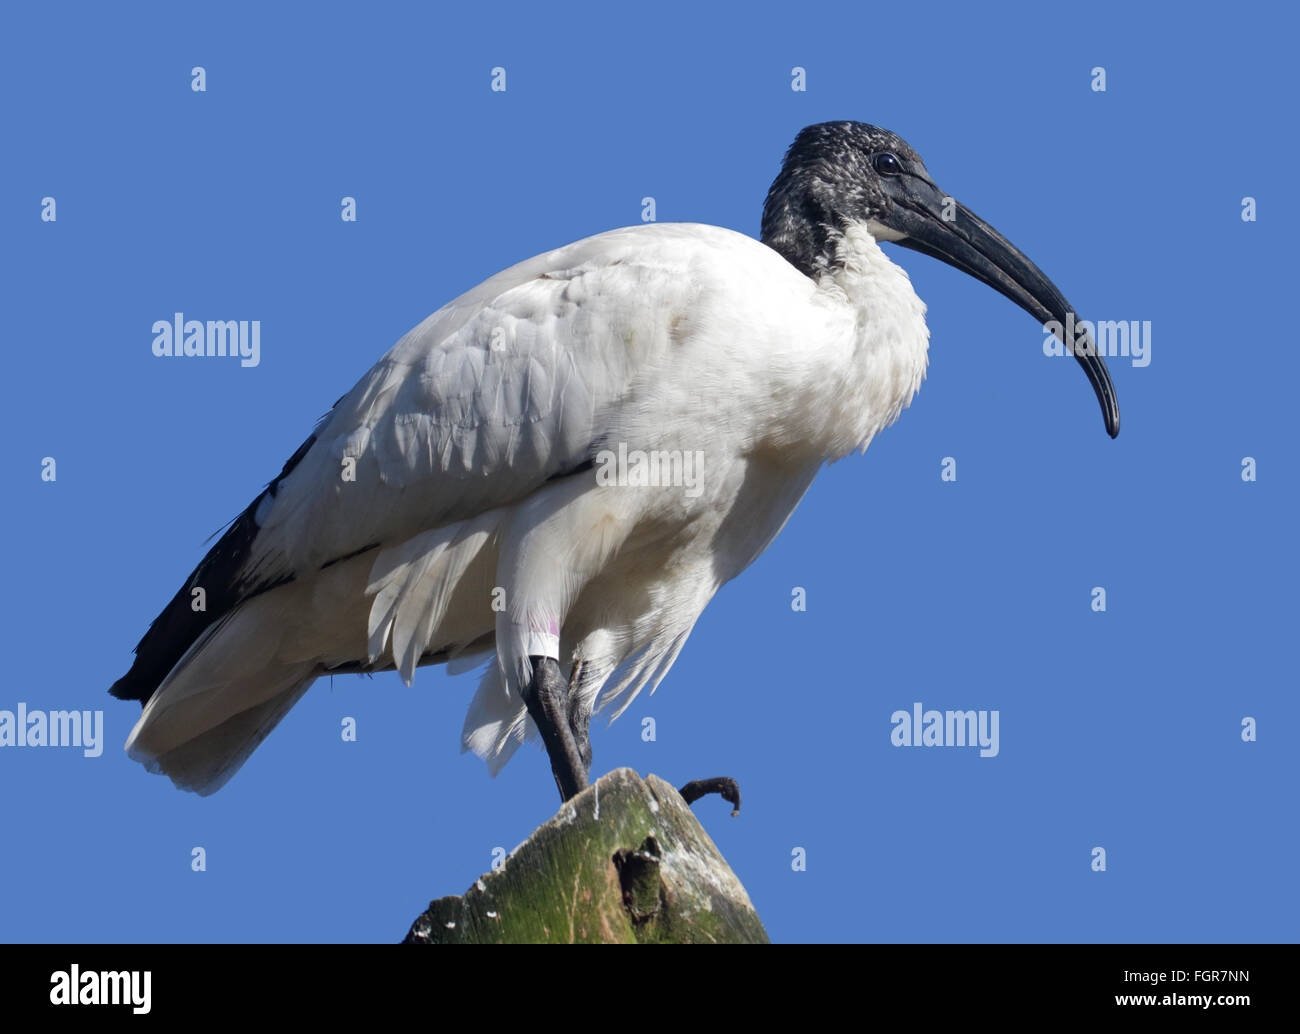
<box><xmin>111</xmin><ymin>121</ymin><xmax>1119</xmax><ymax>801</ymax></box>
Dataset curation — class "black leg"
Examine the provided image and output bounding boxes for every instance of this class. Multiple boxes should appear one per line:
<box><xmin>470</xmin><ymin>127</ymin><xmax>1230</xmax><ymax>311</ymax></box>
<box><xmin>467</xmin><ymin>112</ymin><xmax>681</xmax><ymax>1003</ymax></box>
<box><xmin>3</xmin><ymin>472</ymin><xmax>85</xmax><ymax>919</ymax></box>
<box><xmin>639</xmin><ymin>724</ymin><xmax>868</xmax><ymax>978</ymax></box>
<box><xmin>522</xmin><ymin>655</ymin><xmax>589</xmax><ymax>802</ymax></box>
<box><xmin>567</xmin><ymin>660</ymin><xmax>593</xmax><ymax>775</ymax></box>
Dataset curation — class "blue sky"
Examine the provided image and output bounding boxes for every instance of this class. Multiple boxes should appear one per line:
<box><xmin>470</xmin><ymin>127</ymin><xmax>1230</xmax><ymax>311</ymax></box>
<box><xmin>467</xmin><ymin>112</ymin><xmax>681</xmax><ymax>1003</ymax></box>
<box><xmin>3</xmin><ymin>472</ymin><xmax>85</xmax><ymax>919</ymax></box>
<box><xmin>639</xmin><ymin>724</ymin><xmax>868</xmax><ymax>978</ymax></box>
<box><xmin>1</xmin><ymin>1</ymin><xmax>1294</xmax><ymax>943</ymax></box>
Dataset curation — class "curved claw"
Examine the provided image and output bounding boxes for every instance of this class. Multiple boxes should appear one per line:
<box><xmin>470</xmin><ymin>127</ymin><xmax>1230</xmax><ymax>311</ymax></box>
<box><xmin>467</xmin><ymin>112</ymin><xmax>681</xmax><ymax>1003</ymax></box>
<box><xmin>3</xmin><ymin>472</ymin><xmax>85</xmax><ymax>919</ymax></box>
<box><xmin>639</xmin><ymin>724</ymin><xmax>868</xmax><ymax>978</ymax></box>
<box><xmin>678</xmin><ymin>776</ymin><xmax>742</xmax><ymax>817</ymax></box>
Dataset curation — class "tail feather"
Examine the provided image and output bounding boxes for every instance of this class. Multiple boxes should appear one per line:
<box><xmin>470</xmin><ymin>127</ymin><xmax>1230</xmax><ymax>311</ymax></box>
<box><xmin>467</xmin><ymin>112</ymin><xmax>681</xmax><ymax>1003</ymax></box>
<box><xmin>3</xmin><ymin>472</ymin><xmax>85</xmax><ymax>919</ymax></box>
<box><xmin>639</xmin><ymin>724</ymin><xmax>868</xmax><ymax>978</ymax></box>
<box><xmin>130</xmin><ymin>676</ymin><xmax>315</xmax><ymax>796</ymax></box>
<box><xmin>124</xmin><ymin>587</ymin><xmax>322</xmax><ymax>795</ymax></box>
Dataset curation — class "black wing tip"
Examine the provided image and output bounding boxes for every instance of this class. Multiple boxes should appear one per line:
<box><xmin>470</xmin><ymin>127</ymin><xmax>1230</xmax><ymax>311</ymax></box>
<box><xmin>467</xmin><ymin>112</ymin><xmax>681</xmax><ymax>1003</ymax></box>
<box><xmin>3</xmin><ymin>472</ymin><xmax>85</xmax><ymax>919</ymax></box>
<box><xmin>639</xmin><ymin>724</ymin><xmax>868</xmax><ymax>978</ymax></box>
<box><xmin>108</xmin><ymin>672</ymin><xmax>150</xmax><ymax>705</ymax></box>
<box><xmin>106</xmin><ymin>432</ymin><xmax>320</xmax><ymax>710</ymax></box>
<box><xmin>109</xmin><ymin>644</ymin><xmax>162</xmax><ymax>705</ymax></box>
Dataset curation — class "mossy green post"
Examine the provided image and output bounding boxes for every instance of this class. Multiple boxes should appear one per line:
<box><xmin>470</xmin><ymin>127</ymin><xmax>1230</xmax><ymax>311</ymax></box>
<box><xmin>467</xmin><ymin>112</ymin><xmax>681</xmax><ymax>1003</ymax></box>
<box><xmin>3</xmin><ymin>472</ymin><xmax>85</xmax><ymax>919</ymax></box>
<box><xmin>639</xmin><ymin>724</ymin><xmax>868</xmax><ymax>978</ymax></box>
<box><xmin>404</xmin><ymin>768</ymin><xmax>769</xmax><ymax>944</ymax></box>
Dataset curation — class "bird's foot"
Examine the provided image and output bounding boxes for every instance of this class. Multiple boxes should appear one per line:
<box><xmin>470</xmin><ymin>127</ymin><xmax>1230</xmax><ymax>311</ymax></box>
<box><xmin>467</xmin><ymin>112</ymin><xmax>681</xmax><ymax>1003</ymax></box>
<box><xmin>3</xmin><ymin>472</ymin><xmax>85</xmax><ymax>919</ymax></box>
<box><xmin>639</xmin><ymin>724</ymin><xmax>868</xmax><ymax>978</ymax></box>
<box><xmin>679</xmin><ymin>776</ymin><xmax>742</xmax><ymax>817</ymax></box>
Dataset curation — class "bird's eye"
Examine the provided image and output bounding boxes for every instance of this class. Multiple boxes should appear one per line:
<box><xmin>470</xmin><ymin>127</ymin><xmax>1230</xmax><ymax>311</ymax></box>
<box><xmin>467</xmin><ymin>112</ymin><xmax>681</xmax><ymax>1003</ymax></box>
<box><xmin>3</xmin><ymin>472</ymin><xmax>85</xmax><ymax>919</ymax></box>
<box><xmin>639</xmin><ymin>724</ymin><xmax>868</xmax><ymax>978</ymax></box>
<box><xmin>872</xmin><ymin>152</ymin><xmax>903</xmax><ymax>176</ymax></box>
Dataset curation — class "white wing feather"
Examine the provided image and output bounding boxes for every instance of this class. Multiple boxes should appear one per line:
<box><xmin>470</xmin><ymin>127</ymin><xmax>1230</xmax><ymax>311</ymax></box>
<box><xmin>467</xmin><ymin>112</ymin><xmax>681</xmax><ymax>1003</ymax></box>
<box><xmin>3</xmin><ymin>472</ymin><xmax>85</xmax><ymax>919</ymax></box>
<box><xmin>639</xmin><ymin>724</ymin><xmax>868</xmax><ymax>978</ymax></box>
<box><xmin>243</xmin><ymin>224</ymin><xmax>746</xmax><ymax>588</ymax></box>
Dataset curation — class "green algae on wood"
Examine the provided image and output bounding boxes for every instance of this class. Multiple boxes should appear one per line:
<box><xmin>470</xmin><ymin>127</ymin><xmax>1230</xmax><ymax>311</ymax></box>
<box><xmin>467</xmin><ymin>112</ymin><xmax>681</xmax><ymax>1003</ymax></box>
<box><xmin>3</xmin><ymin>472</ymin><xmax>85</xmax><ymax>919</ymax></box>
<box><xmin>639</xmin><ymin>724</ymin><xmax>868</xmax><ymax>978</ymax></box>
<box><xmin>403</xmin><ymin>768</ymin><xmax>769</xmax><ymax>944</ymax></box>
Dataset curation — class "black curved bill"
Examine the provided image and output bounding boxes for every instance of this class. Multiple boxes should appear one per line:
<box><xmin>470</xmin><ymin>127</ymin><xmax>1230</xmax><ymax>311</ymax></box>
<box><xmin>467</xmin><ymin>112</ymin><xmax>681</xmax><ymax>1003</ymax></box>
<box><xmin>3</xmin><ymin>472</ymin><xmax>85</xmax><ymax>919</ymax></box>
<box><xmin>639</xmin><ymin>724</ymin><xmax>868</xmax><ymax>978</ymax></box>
<box><xmin>888</xmin><ymin>180</ymin><xmax>1120</xmax><ymax>438</ymax></box>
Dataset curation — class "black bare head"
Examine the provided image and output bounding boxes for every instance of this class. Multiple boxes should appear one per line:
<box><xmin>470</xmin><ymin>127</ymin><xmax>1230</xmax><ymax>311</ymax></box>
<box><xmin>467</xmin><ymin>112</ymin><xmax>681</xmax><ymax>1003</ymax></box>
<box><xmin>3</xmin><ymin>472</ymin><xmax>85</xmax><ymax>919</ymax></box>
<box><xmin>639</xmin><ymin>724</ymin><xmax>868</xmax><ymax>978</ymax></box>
<box><xmin>761</xmin><ymin>121</ymin><xmax>924</xmax><ymax>277</ymax></box>
<box><xmin>761</xmin><ymin>121</ymin><xmax>1120</xmax><ymax>438</ymax></box>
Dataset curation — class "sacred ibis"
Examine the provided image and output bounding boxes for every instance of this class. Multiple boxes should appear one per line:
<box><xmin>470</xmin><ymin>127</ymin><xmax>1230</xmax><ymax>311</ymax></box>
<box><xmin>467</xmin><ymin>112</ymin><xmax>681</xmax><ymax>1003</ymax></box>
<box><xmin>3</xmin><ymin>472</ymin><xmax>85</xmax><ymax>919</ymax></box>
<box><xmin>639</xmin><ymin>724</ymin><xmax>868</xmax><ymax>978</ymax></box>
<box><xmin>111</xmin><ymin>121</ymin><xmax>1119</xmax><ymax>802</ymax></box>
